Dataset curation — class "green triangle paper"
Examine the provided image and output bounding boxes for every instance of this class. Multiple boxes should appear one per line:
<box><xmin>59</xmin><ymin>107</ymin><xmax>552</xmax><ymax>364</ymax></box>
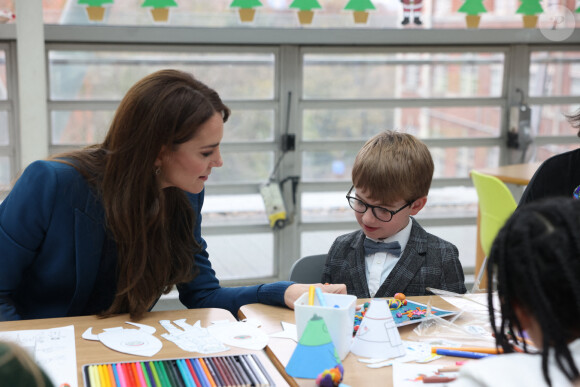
<box><xmin>458</xmin><ymin>0</ymin><xmax>487</xmax><ymax>15</ymax></box>
<box><xmin>230</xmin><ymin>0</ymin><xmax>262</xmax><ymax>8</ymax></box>
<box><xmin>78</xmin><ymin>0</ymin><xmax>113</xmax><ymax>5</ymax></box>
<box><xmin>344</xmin><ymin>0</ymin><xmax>375</xmax><ymax>11</ymax></box>
<box><xmin>516</xmin><ymin>0</ymin><xmax>543</xmax><ymax>15</ymax></box>
<box><xmin>289</xmin><ymin>0</ymin><xmax>322</xmax><ymax>11</ymax></box>
<box><xmin>285</xmin><ymin>314</ymin><xmax>341</xmax><ymax>379</ymax></box>
<box><xmin>141</xmin><ymin>0</ymin><xmax>177</xmax><ymax>8</ymax></box>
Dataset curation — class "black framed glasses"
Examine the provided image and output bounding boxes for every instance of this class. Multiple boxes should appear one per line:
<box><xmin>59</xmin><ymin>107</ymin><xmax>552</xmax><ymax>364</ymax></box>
<box><xmin>346</xmin><ymin>185</ymin><xmax>412</xmax><ymax>222</ymax></box>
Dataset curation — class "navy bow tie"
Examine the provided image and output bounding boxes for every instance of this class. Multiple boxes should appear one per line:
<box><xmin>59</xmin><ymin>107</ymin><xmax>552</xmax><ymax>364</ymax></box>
<box><xmin>364</xmin><ymin>239</ymin><xmax>402</xmax><ymax>257</ymax></box>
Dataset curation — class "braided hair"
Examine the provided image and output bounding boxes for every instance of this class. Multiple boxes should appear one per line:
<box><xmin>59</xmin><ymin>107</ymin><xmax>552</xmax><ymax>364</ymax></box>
<box><xmin>487</xmin><ymin>197</ymin><xmax>580</xmax><ymax>386</ymax></box>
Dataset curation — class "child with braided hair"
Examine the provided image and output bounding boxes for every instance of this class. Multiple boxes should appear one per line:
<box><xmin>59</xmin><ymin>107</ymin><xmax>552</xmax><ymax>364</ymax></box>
<box><xmin>453</xmin><ymin>197</ymin><xmax>580</xmax><ymax>387</ymax></box>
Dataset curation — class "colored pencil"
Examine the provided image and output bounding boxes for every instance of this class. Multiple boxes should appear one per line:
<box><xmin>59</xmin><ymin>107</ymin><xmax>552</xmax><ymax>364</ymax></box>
<box><xmin>203</xmin><ymin>358</ymin><xmax>223</xmax><ymax>387</ymax></box>
<box><xmin>251</xmin><ymin>354</ymin><xmax>275</xmax><ymax>387</ymax></box>
<box><xmin>107</xmin><ymin>363</ymin><xmax>118</xmax><ymax>387</ymax></box>
<box><xmin>214</xmin><ymin>357</ymin><xmax>235</xmax><ymax>386</ymax></box>
<box><xmin>116</xmin><ymin>363</ymin><xmax>128</xmax><ymax>387</ymax></box>
<box><xmin>431</xmin><ymin>346</ymin><xmax>503</xmax><ymax>354</ymax></box>
<box><xmin>314</xmin><ymin>287</ymin><xmax>328</xmax><ymax>306</ymax></box>
<box><xmin>199</xmin><ymin>358</ymin><xmax>217</xmax><ymax>387</ymax></box>
<box><xmin>162</xmin><ymin>360</ymin><xmax>179</xmax><ymax>387</ymax></box>
<box><xmin>142</xmin><ymin>362</ymin><xmax>155</xmax><ymax>387</ymax></box>
<box><xmin>128</xmin><ymin>363</ymin><xmax>141</xmax><ymax>387</ymax></box>
<box><xmin>437</xmin><ymin>366</ymin><xmax>461</xmax><ymax>372</ymax></box>
<box><xmin>192</xmin><ymin>358</ymin><xmax>210</xmax><ymax>387</ymax></box>
<box><xmin>435</xmin><ymin>349</ymin><xmax>496</xmax><ymax>359</ymax></box>
<box><xmin>223</xmin><ymin>356</ymin><xmax>245</xmax><ymax>386</ymax></box>
<box><xmin>89</xmin><ymin>365</ymin><xmax>99</xmax><ymax>387</ymax></box>
<box><xmin>149</xmin><ymin>362</ymin><xmax>162</xmax><ymax>387</ymax></box>
<box><xmin>237</xmin><ymin>355</ymin><xmax>259</xmax><ymax>386</ymax></box>
<box><xmin>99</xmin><ymin>364</ymin><xmax>109</xmax><ymax>387</ymax></box>
<box><xmin>170</xmin><ymin>360</ymin><xmax>186</xmax><ymax>387</ymax></box>
<box><xmin>176</xmin><ymin>359</ymin><xmax>194</xmax><ymax>387</ymax></box>
<box><xmin>154</xmin><ymin>361</ymin><xmax>171</xmax><ymax>387</ymax></box>
<box><xmin>134</xmin><ymin>361</ymin><xmax>148</xmax><ymax>387</ymax></box>
<box><xmin>308</xmin><ymin>285</ymin><xmax>315</xmax><ymax>305</ymax></box>
<box><xmin>244</xmin><ymin>355</ymin><xmax>266</xmax><ymax>385</ymax></box>
<box><xmin>184</xmin><ymin>359</ymin><xmax>201</xmax><ymax>387</ymax></box>
<box><xmin>423</xmin><ymin>376</ymin><xmax>457</xmax><ymax>383</ymax></box>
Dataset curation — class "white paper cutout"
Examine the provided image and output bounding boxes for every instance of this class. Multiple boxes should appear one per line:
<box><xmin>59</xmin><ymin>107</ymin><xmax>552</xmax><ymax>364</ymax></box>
<box><xmin>269</xmin><ymin>321</ymin><xmax>298</xmax><ymax>342</ymax></box>
<box><xmin>82</xmin><ymin>322</ymin><xmax>162</xmax><ymax>357</ymax></box>
<box><xmin>0</xmin><ymin>325</ymin><xmax>78</xmax><ymax>387</ymax></box>
<box><xmin>159</xmin><ymin>319</ymin><xmax>228</xmax><ymax>354</ymax></box>
<box><xmin>350</xmin><ymin>298</ymin><xmax>406</xmax><ymax>359</ymax></box>
<box><xmin>207</xmin><ymin>321</ymin><xmax>269</xmax><ymax>350</ymax></box>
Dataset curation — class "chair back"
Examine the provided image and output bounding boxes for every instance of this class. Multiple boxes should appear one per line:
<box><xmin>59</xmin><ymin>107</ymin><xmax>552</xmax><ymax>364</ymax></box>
<box><xmin>288</xmin><ymin>254</ymin><xmax>327</xmax><ymax>283</ymax></box>
<box><xmin>471</xmin><ymin>170</ymin><xmax>517</xmax><ymax>257</ymax></box>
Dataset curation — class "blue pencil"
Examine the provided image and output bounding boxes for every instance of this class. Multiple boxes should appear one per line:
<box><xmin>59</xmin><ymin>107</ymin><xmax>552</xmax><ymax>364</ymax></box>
<box><xmin>315</xmin><ymin>287</ymin><xmax>328</xmax><ymax>306</ymax></box>
<box><xmin>435</xmin><ymin>349</ymin><xmax>496</xmax><ymax>359</ymax></box>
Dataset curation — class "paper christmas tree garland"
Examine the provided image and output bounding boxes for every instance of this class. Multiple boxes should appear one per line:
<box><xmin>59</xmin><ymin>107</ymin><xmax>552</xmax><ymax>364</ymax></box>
<box><xmin>77</xmin><ymin>0</ymin><xmax>113</xmax><ymax>22</ymax></box>
<box><xmin>285</xmin><ymin>314</ymin><xmax>341</xmax><ymax>379</ymax></box>
<box><xmin>458</xmin><ymin>0</ymin><xmax>487</xmax><ymax>29</ymax></box>
<box><xmin>516</xmin><ymin>0</ymin><xmax>543</xmax><ymax>28</ymax></box>
<box><xmin>344</xmin><ymin>0</ymin><xmax>375</xmax><ymax>24</ymax></box>
<box><xmin>289</xmin><ymin>0</ymin><xmax>322</xmax><ymax>25</ymax></box>
<box><xmin>230</xmin><ymin>0</ymin><xmax>262</xmax><ymax>23</ymax></box>
<box><xmin>141</xmin><ymin>0</ymin><xmax>177</xmax><ymax>22</ymax></box>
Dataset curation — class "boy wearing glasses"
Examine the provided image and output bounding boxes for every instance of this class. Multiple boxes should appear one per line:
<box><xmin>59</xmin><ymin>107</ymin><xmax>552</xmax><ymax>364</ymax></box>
<box><xmin>321</xmin><ymin>131</ymin><xmax>466</xmax><ymax>298</ymax></box>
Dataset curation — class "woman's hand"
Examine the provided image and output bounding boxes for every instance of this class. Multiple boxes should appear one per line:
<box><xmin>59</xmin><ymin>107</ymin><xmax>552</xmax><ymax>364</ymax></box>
<box><xmin>283</xmin><ymin>283</ymin><xmax>347</xmax><ymax>309</ymax></box>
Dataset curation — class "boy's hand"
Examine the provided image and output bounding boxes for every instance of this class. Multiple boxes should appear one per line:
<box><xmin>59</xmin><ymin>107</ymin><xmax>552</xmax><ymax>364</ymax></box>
<box><xmin>283</xmin><ymin>283</ymin><xmax>347</xmax><ymax>309</ymax></box>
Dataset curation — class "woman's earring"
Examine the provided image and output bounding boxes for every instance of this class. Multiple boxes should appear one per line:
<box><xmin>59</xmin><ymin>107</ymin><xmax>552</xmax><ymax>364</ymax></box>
<box><xmin>155</xmin><ymin>167</ymin><xmax>161</xmax><ymax>176</ymax></box>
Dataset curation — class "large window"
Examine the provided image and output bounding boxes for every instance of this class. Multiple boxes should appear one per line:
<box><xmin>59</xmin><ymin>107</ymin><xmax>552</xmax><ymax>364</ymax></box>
<box><xmin>298</xmin><ymin>49</ymin><xmax>506</xmax><ymax>272</ymax></box>
<box><xmin>0</xmin><ymin>45</ymin><xmax>14</xmax><ymax>200</ymax></box>
<box><xmin>1</xmin><ymin>17</ymin><xmax>576</xmax><ymax>283</ymax></box>
<box><xmin>47</xmin><ymin>46</ymin><xmax>281</xmax><ymax>281</ymax></box>
<box><xmin>528</xmin><ymin>49</ymin><xmax>580</xmax><ymax>163</ymax></box>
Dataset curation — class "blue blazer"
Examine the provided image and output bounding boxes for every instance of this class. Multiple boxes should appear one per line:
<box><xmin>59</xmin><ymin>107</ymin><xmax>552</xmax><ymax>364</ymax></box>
<box><xmin>0</xmin><ymin>161</ymin><xmax>291</xmax><ymax>320</ymax></box>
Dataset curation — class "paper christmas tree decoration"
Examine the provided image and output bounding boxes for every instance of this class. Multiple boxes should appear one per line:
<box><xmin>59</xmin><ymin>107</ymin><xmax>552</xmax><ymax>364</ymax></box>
<box><xmin>230</xmin><ymin>0</ymin><xmax>262</xmax><ymax>23</ymax></box>
<box><xmin>285</xmin><ymin>314</ymin><xmax>341</xmax><ymax>379</ymax></box>
<box><xmin>289</xmin><ymin>0</ymin><xmax>322</xmax><ymax>25</ymax></box>
<box><xmin>458</xmin><ymin>0</ymin><xmax>487</xmax><ymax>29</ymax></box>
<box><xmin>350</xmin><ymin>299</ymin><xmax>406</xmax><ymax>359</ymax></box>
<box><xmin>142</xmin><ymin>0</ymin><xmax>177</xmax><ymax>22</ymax></box>
<box><xmin>516</xmin><ymin>0</ymin><xmax>543</xmax><ymax>28</ymax></box>
<box><xmin>77</xmin><ymin>0</ymin><xmax>113</xmax><ymax>22</ymax></box>
<box><xmin>344</xmin><ymin>0</ymin><xmax>375</xmax><ymax>24</ymax></box>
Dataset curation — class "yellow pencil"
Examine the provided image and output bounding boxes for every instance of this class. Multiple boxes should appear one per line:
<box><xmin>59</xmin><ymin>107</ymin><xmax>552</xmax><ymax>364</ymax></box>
<box><xmin>308</xmin><ymin>285</ymin><xmax>315</xmax><ymax>305</ymax></box>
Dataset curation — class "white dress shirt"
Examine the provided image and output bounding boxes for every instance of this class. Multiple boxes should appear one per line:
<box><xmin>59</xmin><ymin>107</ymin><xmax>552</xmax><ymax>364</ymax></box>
<box><xmin>364</xmin><ymin>219</ymin><xmax>412</xmax><ymax>297</ymax></box>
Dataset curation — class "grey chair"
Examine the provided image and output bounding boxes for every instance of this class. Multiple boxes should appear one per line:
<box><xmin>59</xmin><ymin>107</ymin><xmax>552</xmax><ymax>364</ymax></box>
<box><xmin>288</xmin><ymin>254</ymin><xmax>327</xmax><ymax>283</ymax></box>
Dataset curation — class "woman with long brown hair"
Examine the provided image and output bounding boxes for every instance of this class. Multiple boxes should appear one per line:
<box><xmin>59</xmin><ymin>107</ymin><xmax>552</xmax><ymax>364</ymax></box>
<box><xmin>0</xmin><ymin>69</ymin><xmax>344</xmax><ymax>321</ymax></box>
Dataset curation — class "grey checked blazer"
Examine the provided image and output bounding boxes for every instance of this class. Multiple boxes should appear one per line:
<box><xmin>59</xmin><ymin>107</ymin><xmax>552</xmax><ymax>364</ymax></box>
<box><xmin>321</xmin><ymin>218</ymin><xmax>467</xmax><ymax>298</ymax></box>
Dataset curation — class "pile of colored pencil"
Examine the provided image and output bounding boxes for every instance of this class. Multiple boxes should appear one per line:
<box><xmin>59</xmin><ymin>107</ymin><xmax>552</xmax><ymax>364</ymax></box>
<box><xmin>84</xmin><ymin>354</ymin><xmax>275</xmax><ymax>387</ymax></box>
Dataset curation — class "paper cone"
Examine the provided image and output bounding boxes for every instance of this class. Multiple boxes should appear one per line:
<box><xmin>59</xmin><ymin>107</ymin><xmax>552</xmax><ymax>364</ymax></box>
<box><xmin>150</xmin><ymin>8</ymin><xmax>169</xmax><ymax>22</ymax></box>
<box><xmin>285</xmin><ymin>314</ymin><xmax>341</xmax><ymax>379</ymax></box>
<box><xmin>353</xmin><ymin>11</ymin><xmax>369</xmax><ymax>24</ymax></box>
<box><xmin>350</xmin><ymin>299</ymin><xmax>406</xmax><ymax>359</ymax></box>
<box><xmin>465</xmin><ymin>15</ymin><xmax>481</xmax><ymax>28</ymax></box>
<box><xmin>85</xmin><ymin>6</ymin><xmax>105</xmax><ymax>21</ymax></box>
<box><xmin>297</xmin><ymin>10</ymin><xmax>314</xmax><ymax>25</ymax></box>
<box><xmin>238</xmin><ymin>8</ymin><xmax>256</xmax><ymax>22</ymax></box>
<box><xmin>522</xmin><ymin>15</ymin><xmax>538</xmax><ymax>28</ymax></box>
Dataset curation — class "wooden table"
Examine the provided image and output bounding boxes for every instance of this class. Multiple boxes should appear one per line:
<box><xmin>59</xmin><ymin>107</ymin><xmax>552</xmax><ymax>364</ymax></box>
<box><xmin>472</xmin><ymin>162</ymin><xmax>540</xmax><ymax>287</ymax></box>
<box><xmin>0</xmin><ymin>308</ymin><xmax>288</xmax><ymax>387</ymax></box>
<box><xmin>476</xmin><ymin>162</ymin><xmax>541</xmax><ymax>186</ymax></box>
<box><xmin>239</xmin><ymin>296</ymin><xmax>464</xmax><ymax>387</ymax></box>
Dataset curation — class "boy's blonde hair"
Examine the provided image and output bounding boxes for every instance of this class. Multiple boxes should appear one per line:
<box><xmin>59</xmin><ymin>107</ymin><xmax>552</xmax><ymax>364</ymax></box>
<box><xmin>352</xmin><ymin>131</ymin><xmax>434</xmax><ymax>204</ymax></box>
